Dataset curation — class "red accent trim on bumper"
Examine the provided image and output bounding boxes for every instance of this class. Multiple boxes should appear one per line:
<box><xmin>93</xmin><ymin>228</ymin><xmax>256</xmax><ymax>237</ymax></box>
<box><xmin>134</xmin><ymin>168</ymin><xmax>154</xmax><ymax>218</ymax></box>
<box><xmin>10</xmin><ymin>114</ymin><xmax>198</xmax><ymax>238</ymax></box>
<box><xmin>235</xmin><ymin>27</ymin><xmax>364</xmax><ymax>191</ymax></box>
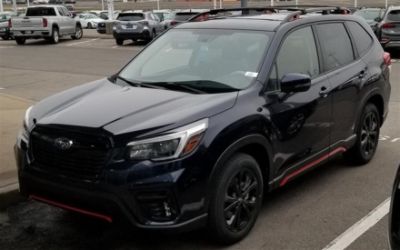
<box><xmin>30</xmin><ymin>194</ymin><xmax>113</xmax><ymax>223</ymax></box>
<box><xmin>279</xmin><ymin>147</ymin><xmax>347</xmax><ymax>187</ymax></box>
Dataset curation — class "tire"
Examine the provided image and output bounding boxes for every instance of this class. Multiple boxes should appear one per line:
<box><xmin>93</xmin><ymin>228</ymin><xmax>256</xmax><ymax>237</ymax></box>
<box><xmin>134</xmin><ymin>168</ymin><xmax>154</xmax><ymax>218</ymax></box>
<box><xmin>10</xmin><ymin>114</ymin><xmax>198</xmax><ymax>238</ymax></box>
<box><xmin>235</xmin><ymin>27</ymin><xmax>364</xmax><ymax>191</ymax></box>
<box><xmin>345</xmin><ymin>103</ymin><xmax>380</xmax><ymax>165</ymax></box>
<box><xmin>50</xmin><ymin>27</ymin><xmax>59</xmax><ymax>44</ymax></box>
<box><xmin>87</xmin><ymin>22</ymin><xmax>92</xmax><ymax>29</ymax></box>
<box><xmin>208</xmin><ymin>153</ymin><xmax>263</xmax><ymax>245</ymax></box>
<box><xmin>71</xmin><ymin>25</ymin><xmax>83</xmax><ymax>40</ymax></box>
<box><xmin>1</xmin><ymin>35</ymin><xmax>10</xmax><ymax>40</ymax></box>
<box><xmin>15</xmin><ymin>37</ymin><xmax>26</xmax><ymax>45</ymax></box>
<box><xmin>147</xmin><ymin>30</ymin><xmax>155</xmax><ymax>43</ymax></box>
<box><xmin>115</xmin><ymin>39</ymin><xmax>123</xmax><ymax>45</ymax></box>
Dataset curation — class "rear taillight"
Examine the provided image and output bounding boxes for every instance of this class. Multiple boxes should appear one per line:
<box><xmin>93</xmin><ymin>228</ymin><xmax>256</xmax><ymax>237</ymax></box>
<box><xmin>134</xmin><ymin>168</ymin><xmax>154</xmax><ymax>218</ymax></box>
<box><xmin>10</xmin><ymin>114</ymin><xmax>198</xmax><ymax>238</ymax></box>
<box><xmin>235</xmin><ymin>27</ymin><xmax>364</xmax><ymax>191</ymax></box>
<box><xmin>8</xmin><ymin>19</ymin><xmax>12</xmax><ymax>28</ymax></box>
<box><xmin>170</xmin><ymin>20</ymin><xmax>178</xmax><ymax>26</ymax></box>
<box><xmin>42</xmin><ymin>18</ymin><xmax>48</xmax><ymax>28</ymax></box>
<box><xmin>382</xmin><ymin>23</ymin><xmax>395</xmax><ymax>29</ymax></box>
<box><xmin>384</xmin><ymin>52</ymin><xmax>392</xmax><ymax>66</ymax></box>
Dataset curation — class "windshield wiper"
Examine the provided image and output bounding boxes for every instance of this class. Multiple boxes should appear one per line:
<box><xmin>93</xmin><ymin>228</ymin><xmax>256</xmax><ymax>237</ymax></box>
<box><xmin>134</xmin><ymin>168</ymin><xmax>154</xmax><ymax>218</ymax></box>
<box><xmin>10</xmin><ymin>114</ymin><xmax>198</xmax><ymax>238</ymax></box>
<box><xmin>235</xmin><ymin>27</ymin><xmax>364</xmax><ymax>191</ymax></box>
<box><xmin>146</xmin><ymin>81</ymin><xmax>240</xmax><ymax>94</ymax></box>
<box><xmin>116</xmin><ymin>76</ymin><xmax>166</xmax><ymax>90</ymax></box>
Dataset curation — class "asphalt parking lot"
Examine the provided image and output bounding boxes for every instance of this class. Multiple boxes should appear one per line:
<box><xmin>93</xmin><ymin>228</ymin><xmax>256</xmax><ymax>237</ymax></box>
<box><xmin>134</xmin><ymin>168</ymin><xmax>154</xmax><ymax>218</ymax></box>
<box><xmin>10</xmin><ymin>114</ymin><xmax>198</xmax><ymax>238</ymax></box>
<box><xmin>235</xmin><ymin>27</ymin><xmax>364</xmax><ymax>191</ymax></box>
<box><xmin>0</xmin><ymin>31</ymin><xmax>399</xmax><ymax>250</ymax></box>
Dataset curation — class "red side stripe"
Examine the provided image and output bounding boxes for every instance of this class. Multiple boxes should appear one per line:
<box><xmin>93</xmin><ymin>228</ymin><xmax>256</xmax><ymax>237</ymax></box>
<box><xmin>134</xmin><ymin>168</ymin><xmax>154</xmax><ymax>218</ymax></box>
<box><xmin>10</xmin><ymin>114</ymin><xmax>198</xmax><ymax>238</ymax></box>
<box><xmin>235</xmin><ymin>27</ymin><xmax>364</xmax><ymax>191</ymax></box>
<box><xmin>30</xmin><ymin>194</ymin><xmax>113</xmax><ymax>223</ymax></box>
<box><xmin>279</xmin><ymin>147</ymin><xmax>347</xmax><ymax>187</ymax></box>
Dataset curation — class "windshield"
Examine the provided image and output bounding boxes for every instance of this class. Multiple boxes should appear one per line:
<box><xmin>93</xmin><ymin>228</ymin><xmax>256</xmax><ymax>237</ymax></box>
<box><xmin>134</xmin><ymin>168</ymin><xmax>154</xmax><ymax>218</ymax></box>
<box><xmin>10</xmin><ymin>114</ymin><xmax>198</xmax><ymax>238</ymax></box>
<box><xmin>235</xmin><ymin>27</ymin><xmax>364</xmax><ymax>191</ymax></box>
<box><xmin>119</xmin><ymin>29</ymin><xmax>271</xmax><ymax>92</ymax></box>
<box><xmin>354</xmin><ymin>9</ymin><xmax>381</xmax><ymax>20</ymax></box>
<box><xmin>26</xmin><ymin>7</ymin><xmax>56</xmax><ymax>16</ymax></box>
<box><xmin>388</xmin><ymin>10</ymin><xmax>400</xmax><ymax>21</ymax></box>
<box><xmin>117</xmin><ymin>13</ymin><xmax>144</xmax><ymax>21</ymax></box>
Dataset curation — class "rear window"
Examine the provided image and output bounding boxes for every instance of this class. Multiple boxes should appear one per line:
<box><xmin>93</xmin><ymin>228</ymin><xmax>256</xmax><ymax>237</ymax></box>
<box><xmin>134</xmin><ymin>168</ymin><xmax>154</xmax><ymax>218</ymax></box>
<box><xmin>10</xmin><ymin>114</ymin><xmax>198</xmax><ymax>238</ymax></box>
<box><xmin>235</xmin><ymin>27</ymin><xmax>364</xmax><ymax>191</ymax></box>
<box><xmin>388</xmin><ymin>10</ymin><xmax>400</xmax><ymax>21</ymax></box>
<box><xmin>117</xmin><ymin>13</ymin><xmax>144</xmax><ymax>21</ymax></box>
<box><xmin>175</xmin><ymin>13</ymin><xmax>198</xmax><ymax>21</ymax></box>
<box><xmin>26</xmin><ymin>7</ymin><xmax>56</xmax><ymax>16</ymax></box>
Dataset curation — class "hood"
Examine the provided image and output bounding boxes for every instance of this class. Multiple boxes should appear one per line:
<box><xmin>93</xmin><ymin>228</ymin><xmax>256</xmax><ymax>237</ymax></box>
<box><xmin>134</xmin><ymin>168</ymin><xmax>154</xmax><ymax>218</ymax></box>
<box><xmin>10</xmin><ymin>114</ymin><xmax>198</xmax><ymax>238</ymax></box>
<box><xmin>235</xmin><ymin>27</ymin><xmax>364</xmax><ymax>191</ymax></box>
<box><xmin>30</xmin><ymin>78</ymin><xmax>238</xmax><ymax>136</ymax></box>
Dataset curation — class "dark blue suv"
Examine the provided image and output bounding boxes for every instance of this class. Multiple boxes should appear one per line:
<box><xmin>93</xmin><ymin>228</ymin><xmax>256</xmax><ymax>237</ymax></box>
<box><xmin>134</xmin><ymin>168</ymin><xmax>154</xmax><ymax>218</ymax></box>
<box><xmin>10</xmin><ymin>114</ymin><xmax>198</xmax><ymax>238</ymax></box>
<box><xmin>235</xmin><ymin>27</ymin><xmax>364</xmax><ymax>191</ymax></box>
<box><xmin>15</xmin><ymin>7</ymin><xmax>391</xmax><ymax>244</ymax></box>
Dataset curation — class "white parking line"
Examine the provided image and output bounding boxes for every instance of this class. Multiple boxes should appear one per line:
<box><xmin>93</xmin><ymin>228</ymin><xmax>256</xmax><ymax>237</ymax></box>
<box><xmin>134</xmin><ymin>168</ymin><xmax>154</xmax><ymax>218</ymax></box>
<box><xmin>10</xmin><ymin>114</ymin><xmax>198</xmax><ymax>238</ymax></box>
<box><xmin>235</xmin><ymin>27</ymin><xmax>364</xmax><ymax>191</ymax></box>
<box><xmin>392</xmin><ymin>138</ymin><xmax>400</xmax><ymax>142</ymax></box>
<box><xmin>66</xmin><ymin>38</ymin><xmax>99</xmax><ymax>47</ymax></box>
<box><xmin>322</xmin><ymin>198</ymin><xmax>390</xmax><ymax>250</ymax></box>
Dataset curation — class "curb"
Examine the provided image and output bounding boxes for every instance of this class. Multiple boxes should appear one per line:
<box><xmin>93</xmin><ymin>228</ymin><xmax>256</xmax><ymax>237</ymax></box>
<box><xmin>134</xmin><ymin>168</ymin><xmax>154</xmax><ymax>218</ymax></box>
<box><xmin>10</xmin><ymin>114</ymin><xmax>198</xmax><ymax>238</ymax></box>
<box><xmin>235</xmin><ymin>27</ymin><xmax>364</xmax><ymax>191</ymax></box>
<box><xmin>0</xmin><ymin>183</ymin><xmax>24</xmax><ymax>210</ymax></box>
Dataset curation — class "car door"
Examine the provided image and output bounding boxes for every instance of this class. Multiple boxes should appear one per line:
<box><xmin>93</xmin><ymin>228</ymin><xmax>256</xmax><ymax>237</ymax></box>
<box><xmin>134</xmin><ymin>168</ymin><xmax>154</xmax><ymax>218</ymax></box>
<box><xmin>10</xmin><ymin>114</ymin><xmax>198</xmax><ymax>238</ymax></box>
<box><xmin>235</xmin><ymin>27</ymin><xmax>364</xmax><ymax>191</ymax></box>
<box><xmin>314</xmin><ymin>22</ymin><xmax>368</xmax><ymax>146</ymax></box>
<box><xmin>61</xmin><ymin>6</ymin><xmax>76</xmax><ymax>34</ymax></box>
<box><xmin>56</xmin><ymin>7</ymin><xmax>67</xmax><ymax>34</ymax></box>
<box><xmin>265</xmin><ymin>26</ymin><xmax>332</xmax><ymax>180</ymax></box>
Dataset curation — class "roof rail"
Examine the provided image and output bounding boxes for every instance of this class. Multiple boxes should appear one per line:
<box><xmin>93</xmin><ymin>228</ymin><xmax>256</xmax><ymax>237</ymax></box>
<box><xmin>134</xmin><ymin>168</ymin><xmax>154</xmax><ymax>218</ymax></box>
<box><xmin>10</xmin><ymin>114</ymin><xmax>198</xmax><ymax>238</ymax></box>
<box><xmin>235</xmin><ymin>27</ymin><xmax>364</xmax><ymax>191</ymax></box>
<box><xmin>188</xmin><ymin>7</ymin><xmax>277</xmax><ymax>22</ymax></box>
<box><xmin>188</xmin><ymin>6</ymin><xmax>351</xmax><ymax>23</ymax></box>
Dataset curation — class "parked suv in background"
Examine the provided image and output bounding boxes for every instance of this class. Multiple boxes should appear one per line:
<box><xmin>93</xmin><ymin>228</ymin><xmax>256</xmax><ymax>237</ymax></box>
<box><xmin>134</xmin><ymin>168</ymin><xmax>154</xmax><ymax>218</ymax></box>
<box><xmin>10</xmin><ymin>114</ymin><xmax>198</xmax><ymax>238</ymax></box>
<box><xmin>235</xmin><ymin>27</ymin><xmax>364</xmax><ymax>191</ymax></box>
<box><xmin>15</xmin><ymin>7</ymin><xmax>391</xmax><ymax>244</ymax></box>
<box><xmin>376</xmin><ymin>6</ymin><xmax>400</xmax><ymax>48</ymax></box>
<box><xmin>10</xmin><ymin>5</ymin><xmax>82</xmax><ymax>45</ymax></box>
<box><xmin>113</xmin><ymin>12</ymin><xmax>161</xmax><ymax>45</ymax></box>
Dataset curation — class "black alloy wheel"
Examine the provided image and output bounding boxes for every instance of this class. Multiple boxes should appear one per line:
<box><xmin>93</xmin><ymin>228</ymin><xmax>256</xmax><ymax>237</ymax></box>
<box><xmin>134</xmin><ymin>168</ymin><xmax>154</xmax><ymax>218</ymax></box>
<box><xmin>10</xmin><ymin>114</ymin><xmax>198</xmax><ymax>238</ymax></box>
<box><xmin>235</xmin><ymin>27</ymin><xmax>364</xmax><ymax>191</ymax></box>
<box><xmin>345</xmin><ymin>103</ymin><xmax>380</xmax><ymax>165</ymax></box>
<box><xmin>360</xmin><ymin>110</ymin><xmax>379</xmax><ymax>158</ymax></box>
<box><xmin>208</xmin><ymin>153</ymin><xmax>263</xmax><ymax>244</ymax></box>
<box><xmin>224</xmin><ymin>168</ymin><xmax>260</xmax><ymax>232</ymax></box>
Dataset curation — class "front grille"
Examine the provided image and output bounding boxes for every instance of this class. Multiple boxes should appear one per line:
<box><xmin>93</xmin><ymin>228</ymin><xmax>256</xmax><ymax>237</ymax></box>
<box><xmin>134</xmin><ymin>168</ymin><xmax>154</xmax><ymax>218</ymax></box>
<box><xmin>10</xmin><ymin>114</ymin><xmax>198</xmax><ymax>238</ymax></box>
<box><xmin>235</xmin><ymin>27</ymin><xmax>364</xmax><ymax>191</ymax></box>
<box><xmin>30</xmin><ymin>126</ymin><xmax>112</xmax><ymax>182</ymax></box>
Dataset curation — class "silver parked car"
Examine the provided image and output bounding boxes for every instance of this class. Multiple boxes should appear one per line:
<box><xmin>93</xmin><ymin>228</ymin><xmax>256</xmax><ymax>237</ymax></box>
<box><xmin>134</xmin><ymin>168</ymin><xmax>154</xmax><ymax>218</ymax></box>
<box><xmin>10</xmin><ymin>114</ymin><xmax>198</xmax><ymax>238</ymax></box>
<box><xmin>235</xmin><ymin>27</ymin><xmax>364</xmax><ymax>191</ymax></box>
<box><xmin>113</xmin><ymin>12</ymin><xmax>162</xmax><ymax>45</ymax></box>
<box><xmin>376</xmin><ymin>6</ymin><xmax>400</xmax><ymax>48</ymax></box>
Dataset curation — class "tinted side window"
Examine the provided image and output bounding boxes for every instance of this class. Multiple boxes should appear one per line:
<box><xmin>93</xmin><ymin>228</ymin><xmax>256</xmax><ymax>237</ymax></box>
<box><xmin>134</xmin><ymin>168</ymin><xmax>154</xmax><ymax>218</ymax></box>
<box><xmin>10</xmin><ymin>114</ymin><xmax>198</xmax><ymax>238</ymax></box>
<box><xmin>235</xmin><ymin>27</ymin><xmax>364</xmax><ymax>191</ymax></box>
<box><xmin>316</xmin><ymin>23</ymin><xmax>354</xmax><ymax>71</ymax></box>
<box><xmin>268</xmin><ymin>26</ymin><xmax>319</xmax><ymax>91</ymax></box>
<box><xmin>346</xmin><ymin>22</ymin><xmax>373</xmax><ymax>56</ymax></box>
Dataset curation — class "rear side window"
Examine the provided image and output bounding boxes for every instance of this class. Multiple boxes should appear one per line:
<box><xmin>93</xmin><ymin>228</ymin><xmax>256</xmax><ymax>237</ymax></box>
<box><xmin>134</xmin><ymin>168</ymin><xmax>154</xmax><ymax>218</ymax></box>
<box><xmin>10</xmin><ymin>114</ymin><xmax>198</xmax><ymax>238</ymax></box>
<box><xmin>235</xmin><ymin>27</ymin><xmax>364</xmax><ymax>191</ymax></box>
<box><xmin>388</xmin><ymin>10</ymin><xmax>400</xmax><ymax>21</ymax></box>
<box><xmin>268</xmin><ymin>26</ymin><xmax>319</xmax><ymax>91</ymax></box>
<box><xmin>117</xmin><ymin>14</ymin><xmax>144</xmax><ymax>21</ymax></box>
<box><xmin>26</xmin><ymin>7</ymin><xmax>56</xmax><ymax>16</ymax></box>
<box><xmin>316</xmin><ymin>23</ymin><xmax>354</xmax><ymax>72</ymax></box>
<box><xmin>347</xmin><ymin>22</ymin><xmax>373</xmax><ymax>56</ymax></box>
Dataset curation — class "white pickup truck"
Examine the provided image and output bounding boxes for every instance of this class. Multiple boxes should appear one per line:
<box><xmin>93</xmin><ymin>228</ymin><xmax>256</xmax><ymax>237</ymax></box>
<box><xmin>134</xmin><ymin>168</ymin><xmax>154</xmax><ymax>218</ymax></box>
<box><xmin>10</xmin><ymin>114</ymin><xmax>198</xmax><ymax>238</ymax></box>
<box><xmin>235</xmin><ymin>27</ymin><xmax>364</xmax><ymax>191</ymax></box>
<box><xmin>10</xmin><ymin>5</ymin><xmax>82</xmax><ymax>45</ymax></box>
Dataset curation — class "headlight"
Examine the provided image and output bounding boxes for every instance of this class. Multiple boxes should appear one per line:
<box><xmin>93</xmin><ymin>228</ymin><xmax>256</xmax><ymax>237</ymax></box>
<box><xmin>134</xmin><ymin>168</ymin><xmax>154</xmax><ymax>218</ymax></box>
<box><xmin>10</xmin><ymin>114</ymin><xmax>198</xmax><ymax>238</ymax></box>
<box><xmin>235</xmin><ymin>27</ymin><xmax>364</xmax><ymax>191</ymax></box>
<box><xmin>127</xmin><ymin>119</ymin><xmax>208</xmax><ymax>161</ymax></box>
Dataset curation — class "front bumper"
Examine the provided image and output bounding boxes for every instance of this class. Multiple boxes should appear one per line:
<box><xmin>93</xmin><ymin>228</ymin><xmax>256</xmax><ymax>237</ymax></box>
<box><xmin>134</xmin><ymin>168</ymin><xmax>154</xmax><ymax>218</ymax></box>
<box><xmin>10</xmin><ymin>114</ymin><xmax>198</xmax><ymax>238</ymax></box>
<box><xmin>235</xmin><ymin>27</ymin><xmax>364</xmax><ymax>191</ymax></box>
<box><xmin>15</xmin><ymin>133</ymin><xmax>209</xmax><ymax>231</ymax></box>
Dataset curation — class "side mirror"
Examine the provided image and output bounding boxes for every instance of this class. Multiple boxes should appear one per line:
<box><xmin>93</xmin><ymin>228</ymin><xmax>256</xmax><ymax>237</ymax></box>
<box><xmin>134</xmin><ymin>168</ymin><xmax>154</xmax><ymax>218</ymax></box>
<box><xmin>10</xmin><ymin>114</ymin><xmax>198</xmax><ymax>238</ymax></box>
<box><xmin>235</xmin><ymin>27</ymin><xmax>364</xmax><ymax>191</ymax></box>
<box><xmin>374</xmin><ymin>17</ymin><xmax>382</xmax><ymax>22</ymax></box>
<box><xmin>280</xmin><ymin>73</ymin><xmax>311</xmax><ymax>93</ymax></box>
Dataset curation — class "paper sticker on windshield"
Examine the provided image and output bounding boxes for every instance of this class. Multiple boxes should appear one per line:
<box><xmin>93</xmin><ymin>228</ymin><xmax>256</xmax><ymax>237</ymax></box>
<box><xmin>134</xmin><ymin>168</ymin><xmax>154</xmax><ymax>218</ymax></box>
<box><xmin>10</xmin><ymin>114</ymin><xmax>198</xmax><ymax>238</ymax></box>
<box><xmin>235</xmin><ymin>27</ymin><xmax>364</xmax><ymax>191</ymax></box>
<box><xmin>245</xmin><ymin>72</ymin><xmax>258</xmax><ymax>78</ymax></box>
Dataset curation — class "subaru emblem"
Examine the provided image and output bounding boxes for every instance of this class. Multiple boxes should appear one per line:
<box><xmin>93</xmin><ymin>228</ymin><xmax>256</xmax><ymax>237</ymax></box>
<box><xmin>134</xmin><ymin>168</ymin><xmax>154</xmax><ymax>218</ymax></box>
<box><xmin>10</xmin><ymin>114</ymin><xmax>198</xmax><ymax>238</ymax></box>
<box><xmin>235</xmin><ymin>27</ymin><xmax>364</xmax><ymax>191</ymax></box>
<box><xmin>54</xmin><ymin>137</ymin><xmax>73</xmax><ymax>150</ymax></box>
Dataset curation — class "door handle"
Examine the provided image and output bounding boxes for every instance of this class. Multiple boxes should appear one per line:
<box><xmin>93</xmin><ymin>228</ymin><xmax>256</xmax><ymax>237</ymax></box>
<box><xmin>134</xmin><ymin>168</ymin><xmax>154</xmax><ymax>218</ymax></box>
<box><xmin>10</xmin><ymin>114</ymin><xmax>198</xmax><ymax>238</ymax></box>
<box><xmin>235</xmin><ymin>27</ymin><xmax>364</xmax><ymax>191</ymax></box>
<box><xmin>319</xmin><ymin>86</ymin><xmax>330</xmax><ymax>98</ymax></box>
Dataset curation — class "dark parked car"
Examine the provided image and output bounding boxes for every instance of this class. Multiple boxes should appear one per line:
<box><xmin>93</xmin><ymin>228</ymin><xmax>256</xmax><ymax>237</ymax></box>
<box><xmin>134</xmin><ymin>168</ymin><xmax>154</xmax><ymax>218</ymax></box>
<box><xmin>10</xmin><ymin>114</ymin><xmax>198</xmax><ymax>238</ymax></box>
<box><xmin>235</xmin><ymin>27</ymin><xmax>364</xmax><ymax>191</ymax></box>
<box><xmin>15</xmin><ymin>7</ymin><xmax>391</xmax><ymax>244</ymax></box>
<box><xmin>376</xmin><ymin>6</ymin><xmax>400</xmax><ymax>48</ymax></box>
<box><xmin>390</xmin><ymin>165</ymin><xmax>400</xmax><ymax>249</ymax></box>
<box><xmin>113</xmin><ymin>12</ymin><xmax>162</xmax><ymax>45</ymax></box>
<box><xmin>354</xmin><ymin>8</ymin><xmax>385</xmax><ymax>33</ymax></box>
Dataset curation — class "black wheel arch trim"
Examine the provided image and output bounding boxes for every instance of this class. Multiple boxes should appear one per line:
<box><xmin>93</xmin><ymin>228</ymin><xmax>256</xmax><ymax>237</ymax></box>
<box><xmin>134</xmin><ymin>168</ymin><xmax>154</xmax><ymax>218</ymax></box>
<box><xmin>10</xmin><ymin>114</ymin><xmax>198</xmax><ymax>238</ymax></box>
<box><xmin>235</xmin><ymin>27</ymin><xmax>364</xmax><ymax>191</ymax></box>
<box><xmin>205</xmin><ymin>134</ymin><xmax>273</xmax><ymax>208</ymax></box>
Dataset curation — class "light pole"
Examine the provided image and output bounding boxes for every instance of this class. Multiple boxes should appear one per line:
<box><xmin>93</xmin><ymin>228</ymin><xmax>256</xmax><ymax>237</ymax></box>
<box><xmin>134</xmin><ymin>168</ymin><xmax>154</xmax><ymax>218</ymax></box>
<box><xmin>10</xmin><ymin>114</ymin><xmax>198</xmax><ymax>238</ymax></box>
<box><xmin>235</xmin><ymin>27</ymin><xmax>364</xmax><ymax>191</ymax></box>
<box><xmin>219</xmin><ymin>0</ymin><xmax>222</xmax><ymax>9</ymax></box>
<box><xmin>0</xmin><ymin>0</ymin><xmax>3</xmax><ymax>13</ymax></box>
<box><xmin>270</xmin><ymin>0</ymin><xmax>274</xmax><ymax>7</ymax></box>
<box><xmin>12</xmin><ymin>0</ymin><xmax>17</xmax><ymax>12</ymax></box>
<box><xmin>240</xmin><ymin>0</ymin><xmax>247</xmax><ymax>8</ymax></box>
<box><xmin>157</xmin><ymin>0</ymin><xmax>160</xmax><ymax>10</ymax></box>
<box><xmin>213</xmin><ymin>0</ymin><xmax>216</xmax><ymax>9</ymax></box>
<box><xmin>385</xmin><ymin>0</ymin><xmax>388</xmax><ymax>8</ymax></box>
<box><xmin>354</xmin><ymin>0</ymin><xmax>357</xmax><ymax>8</ymax></box>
